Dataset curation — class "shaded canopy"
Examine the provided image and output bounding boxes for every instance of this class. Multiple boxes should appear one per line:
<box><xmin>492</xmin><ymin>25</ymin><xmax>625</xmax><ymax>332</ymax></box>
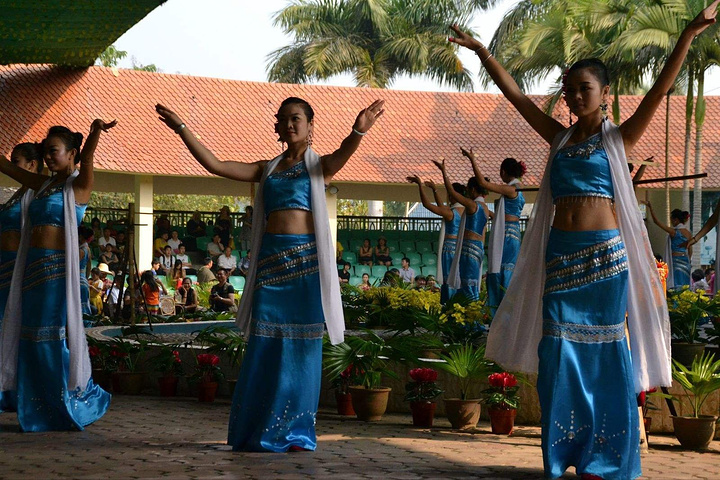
<box><xmin>0</xmin><ymin>0</ymin><xmax>167</xmax><ymax>66</ymax></box>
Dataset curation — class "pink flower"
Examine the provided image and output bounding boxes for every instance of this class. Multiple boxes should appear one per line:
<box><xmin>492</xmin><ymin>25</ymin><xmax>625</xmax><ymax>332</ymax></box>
<box><xmin>489</xmin><ymin>372</ymin><xmax>517</xmax><ymax>388</ymax></box>
<box><xmin>197</xmin><ymin>353</ymin><xmax>220</xmax><ymax>366</ymax></box>
<box><xmin>409</xmin><ymin>368</ymin><xmax>438</xmax><ymax>383</ymax></box>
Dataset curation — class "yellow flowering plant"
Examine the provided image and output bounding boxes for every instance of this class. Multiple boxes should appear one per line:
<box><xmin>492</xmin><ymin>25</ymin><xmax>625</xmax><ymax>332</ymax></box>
<box><xmin>667</xmin><ymin>287</ymin><xmax>720</xmax><ymax>344</ymax></box>
<box><xmin>436</xmin><ymin>294</ymin><xmax>492</xmax><ymax>345</ymax></box>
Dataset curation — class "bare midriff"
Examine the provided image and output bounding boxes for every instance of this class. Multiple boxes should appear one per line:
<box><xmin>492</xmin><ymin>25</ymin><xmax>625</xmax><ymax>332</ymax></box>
<box><xmin>30</xmin><ymin>225</ymin><xmax>66</xmax><ymax>250</ymax></box>
<box><xmin>464</xmin><ymin>229</ymin><xmax>486</xmax><ymax>243</ymax></box>
<box><xmin>265</xmin><ymin>209</ymin><xmax>315</xmax><ymax>235</ymax></box>
<box><xmin>552</xmin><ymin>197</ymin><xmax>617</xmax><ymax>231</ymax></box>
<box><xmin>0</xmin><ymin>232</ymin><xmax>20</xmax><ymax>252</ymax></box>
<box><xmin>445</xmin><ymin>234</ymin><xmax>457</xmax><ymax>240</ymax></box>
<box><xmin>505</xmin><ymin>215</ymin><xmax>520</xmax><ymax>222</ymax></box>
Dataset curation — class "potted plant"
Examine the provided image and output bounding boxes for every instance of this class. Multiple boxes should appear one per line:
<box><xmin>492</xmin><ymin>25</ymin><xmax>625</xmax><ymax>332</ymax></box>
<box><xmin>669</xmin><ymin>352</ymin><xmax>720</xmax><ymax>450</ymax></box>
<box><xmin>193</xmin><ymin>325</ymin><xmax>246</xmax><ymax>394</ymax></box>
<box><xmin>149</xmin><ymin>344</ymin><xmax>184</xmax><ymax>397</ymax></box>
<box><xmin>87</xmin><ymin>337</ymin><xmax>113</xmax><ymax>392</ymax></box>
<box><xmin>189</xmin><ymin>353</ymin><xmax>224</xmax><ymax>402</ymax></box>
<box><xmin>323</xmin><ymin>330</ymin><xmax>400</xmax><ymax>421</ymax></box>
<box><xmin>404</xmin><ymin>368</ymin><xmax>443</xmax><ymax>427</ymax></box>
<box><xmin>481</xmin><ymin>372</ymin><xmax>520</xmax><ymax>435</ymax></box>
<box><xmin>109</xmin><ymin>337</ymin><xmax>148</xmax><ymax>395</ymax></box>
<box><xmin>637</xmin><ymin>388</ymin><xmax>664</xmax><ymax>443</ymax></box>
<box><xmin>666</xmin><ymin>287</ymin><xmax>720</xmax><ymax>366</ymax></box>
<box><xmin>435</xmin><ymin>343</ymin><xmax>495</xmax><ymax>430</ymax></box>
<box><xmin>329</xmin><ymin>364</ymin><xmax>358</xmax><ymax>416</ymax></box>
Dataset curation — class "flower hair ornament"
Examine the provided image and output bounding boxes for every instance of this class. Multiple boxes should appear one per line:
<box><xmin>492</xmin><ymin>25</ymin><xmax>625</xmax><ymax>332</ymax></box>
<box><xmin>518</xmin><ymin>161</ymin><xmax>527</xmax><ymax>177</ymax></box>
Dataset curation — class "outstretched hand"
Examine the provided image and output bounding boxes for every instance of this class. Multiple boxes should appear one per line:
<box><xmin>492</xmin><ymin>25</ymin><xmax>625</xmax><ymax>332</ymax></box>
<box><xmin>460</xmin><ymin>147</ymin><xmax>478</xmax><ymax>162</ymax></box>
<box><xmin>686</xmin><ymin>0</ymin><xmax>720</xmax><ymax>36</ymax></box>
<box><xmin>156</xmin><ymin>104</ymin><xmax>184</xmax><ymax>132</ymax></box>
<box><xmin>407</xmin><ymin>175</ymin><xmax>422</xmax><ymax>185</ymax></box>
<box><xmin>432</xmin><ymin>158</ymin><xmax>446</xmax><ymax>172</ymax></box>
<box><xmin>424</xmin><ymin>180</ymin><xmax>436</xmax><ymax>189</ymax></box>
<box><xmin>91</xmin><ymin>119</ymin><xmax>118</xmax><ymax>133</ymax></box>
<box><xmin>448</xmin><ymin>24</ymin><xmax>482</xmax><ymax>51</ymax></box>
<box><xmin>353</xmin><ymin>100</ymin><xmax>385</xmax><ymax>134</ymax></box>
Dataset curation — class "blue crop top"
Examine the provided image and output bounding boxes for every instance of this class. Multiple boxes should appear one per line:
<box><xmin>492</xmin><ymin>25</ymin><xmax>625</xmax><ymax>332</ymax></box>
<box><xmin>0</xmin><ymin>190</ymin><xmax>24</xmax><ymax>233</ymax></box>
<box><xmin>465</xmin><ymin>201</ymin><xmax>488</xmax><ymax>236</ymax></box>
<box><xmin>263</xmin><ymin>161</ymin><xmax>312</xmax><ymax>218</ymax></box>
<box><xmin>28</xmin><ymin>184</ymin><xmax>87</xmax><ymax>228</ymax></box>
<box><xmin>444</xmin><ymin>208</ymin><xmax>462</xmax><ymax>237</ymax></box>
<box><xmin>504</xmin><ymin>191</ymin><xmax>525</xmax><ymax>218</ymax></box>
<box><xmin>671</xmin><ymin>227</ymin><xmax>689</xmax><ymax>255</ymax></box>
<box><xmin>550</xmin><ymin>133</ymin><xmax>614</xmax><ymax>202</ymax></box>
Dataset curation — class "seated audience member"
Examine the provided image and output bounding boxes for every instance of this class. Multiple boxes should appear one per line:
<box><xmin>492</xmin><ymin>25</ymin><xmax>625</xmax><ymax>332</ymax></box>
<box><xmin>210</xmin><ymin>269</ymin><xmax>235</xmax><ymax>312</ymax></box>
<box><xmin>167</xmin><ymin>230</ymin><xmax>182</xmax><ymax>253</ymax></box>
<box><xmin>425</xmin><ymin>275</ymin><xmax>440</xmax><ymax>293</ymax></box>
<box><xmin>154</xmin><ymin>231</ymin><xmax>170</xmax><ymax>258</ymax></box>
<box><xmin>187</xmin><ymin>211</ymin><xmax>207</xmax><ymax>238</ymax></box>
<box><xmin>175</xmin><ymin>244</ymin><xmax>195</xmax><ymax>274</ymax></box>
<box><xmin>106</xmin><ymin>275</ymin><xmax>124</xmax><ymax>318</ymax></box>
<box><xmin>156</xmin><ymin>214</ymin><xmax>171</xmax><ymax>235</ymax></box>
<box><xmin>99</xmin><ymin>243</ymin><xmax>120</xmax><ymax>272</ymax></box>
<box><xmin>171</xmin><ymin>259</ymin><xmax>186</xmax><ymax>289</ymax></box>
<box><xmin>175</xmin><ymin>277</ymin><xmax>199</xmax><ymax>314</ymax></box>
<box><xmin>706</xmin><ymin>267</ymin><xmax>716</xmax><ymax>293</ymax></box>
<box><xmin>399</xmin><ymin>257</ymin><xmax>415</xmax><ymax>285</ymax></box>
<box><xmin>358</xmin><ymin>238</ymin><xmax>373</xmax><ymax>267</ymax></box>
<box><xmin>217</xmin><ymin>246</ymin><xmax>238</xmax><ymax>275</ymax></box>
<box><xmin>197</xmin><ymin>257</ymin><xmax>217</xmax><ymax>284</ymax></box>
<box><xmin>691</xmin><ymin>268</ymin><xmax>710</xmax><ymax>292</ymax></box>
<box><xmin>88</xmin><ymin>267</ymin><xmax>105</xmax><ymax>315</ymax></box>
<box><xmin>359</xmin><ymin>272</ymin><xmax>372</xmax><ymax>291</ymax></box>
<box><xmin>338</xmin><ymin>263</ymin><xmax>351</xmax><ymax>284</ymax></box>
<box><xmin>336</xmin><ymin>241</ymin><xmax>348</xmax><ymax>267</ymax></box>
<box><xmin>115</xmin><ymin>230</ymin><xmax>126</xmax><ymax>256</ymax></box>
<box><xmin>157</xmin><ymin>245</ymin><xmax>175</xmax><ymax>275</ymax></box>
<box><xmin>215</xmin><ymin>206</ymin><xmax>233</xmax><ymax>247</ymax></box>
<box><xmin>99</xmin><ymin>227</ymin><xmax>117</xmax><ymax>252</ymax></box>
<box><xmin>90</xmin><ymin>217</ymin><xmax>103</xmax><ymax>245</ymax></box>
<box><xmin>207</xmin><ymin>233</ymin><xmax>224</xmax><ymax>261</ymax></box>
<box><xmin>381</xmin><ymin>270</ymin><xmax>400</xmax><ymax>287</ymax></box>
<box><xmin>375</xmin><ymin>237</ymin><xmax>392</xmax><ymax>266</ymax></box>
<box><xmin>238</xmin><ymin>251</ymin><xmax>251</xmax><ymax>277</ymax></box>
<box><xmin>414</xmin><ymin>275</ymin><xmax>426</xmax><ymax>290</ymax></box>
<box><xmin>239</xmin><ymin>206</ymin><xmax>253</xmax><ymax>251</ymax></box>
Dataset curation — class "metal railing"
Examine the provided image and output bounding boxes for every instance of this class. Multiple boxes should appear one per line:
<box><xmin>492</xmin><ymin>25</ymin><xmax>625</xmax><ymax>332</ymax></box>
<box><xmin>337</xmin><ymin>215</ymin><xmax>528</xmax><ymax>233</ymax></box>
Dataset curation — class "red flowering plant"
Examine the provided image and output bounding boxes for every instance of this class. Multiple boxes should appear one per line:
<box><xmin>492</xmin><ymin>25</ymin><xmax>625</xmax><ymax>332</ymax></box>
<box><xmin>481</xmin><ymin>372</ymin><xmax>520</xmax><ymax>410</ymax></box>
<box><xmin>331</xmin><ymin>364</ymin><xmax>362</xmax><ymax>395</ymax></box>
<box><xmin>190</xmin><ymin>353</ymin><xmax>224</xmax><ymax>384</ymax></box>
<box><xmin>87</xmin><ymin>336</ymin><xmax>112</xmax><ymax>371</ymax></box>
<box><xmin>108</xmin><ymin>337</ymin><xmax>147</xmax><ymax>373</ymax></box>
<box><xmin>149</xmin><ymin>344</ymin><xmax>184</xmax><ymax>377</ymax></box>
<box><xmin>404</xmin><ymin>368</ymin><xmax>443</xmax><ymax>403</ymax></box>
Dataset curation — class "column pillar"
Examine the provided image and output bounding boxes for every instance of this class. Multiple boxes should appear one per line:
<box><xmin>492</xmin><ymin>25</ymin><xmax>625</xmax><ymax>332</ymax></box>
<box><xmin>326</xmin><ymin>186</ymin><xmax>338</xmax><ymax>253</ymax></box>
<box><xmin>134</xmin><ymin>175</ymin><xmax>154</xmax><ymax>272</ymax></box>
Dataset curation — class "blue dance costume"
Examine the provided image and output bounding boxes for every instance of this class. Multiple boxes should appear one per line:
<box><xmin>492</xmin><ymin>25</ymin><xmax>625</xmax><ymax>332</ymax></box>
<box><xmin>458</xmin><ymin>201</ymin><xmax>487</xmax><ymax>301</ymax></box>
<box><xmin>539</xmin><ymin>133</ymin><xmax>640</xmax><ymax>479</ymax></box>
<box><xmin>228</xmin><ymin>161</ymin><xmax>324</xmax><ymax>452</ymax></box>
<box><xmin>440</xmin><ymin>208</ymin><xmax>462</xmax><ymax>303</ymax></box>
<box><xmin>669</xmin><ymin>227</ymin><xmax>691</xmax><ymax>289</ymax></box>
<box><xmin>487</xmin><ymin>191</ymin><xmax>525</xmax><ymax>311</ymax></box>
<box><xmin>16</xmin><ymin>184</ymin><xmax>110</xmax><ymax>431</ymax></box>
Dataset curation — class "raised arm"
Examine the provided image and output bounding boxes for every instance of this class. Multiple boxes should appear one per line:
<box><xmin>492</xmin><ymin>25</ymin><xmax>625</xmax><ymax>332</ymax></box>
<box><xmin>407</xmin><ymin>175</ymin><xmax>454</xmax><ymax>221</ymax></box>
<box><xmin>425</xmin><ymin>181</ymin><xmax>447</xmax><ymax>207</ymax></box>
<box><xmin>321</xmin><ymin>100</ymin><xmax>385</xmax><ymax>181</ymax></box>
<box><xmin>460</xmin><ymin>147</ymin><xmax>518</xmax><ymax>198</ymax></box>
<box><xmin>619</xmin><ymin>1</ymin><xmax>720</xmax><ymax>153</ymax></box>
<box><xmin>156</xmin><ymin>104</ymin><xmax>267</xmax><ymax>182</ymax></box>
<box><xmin>448</xmin><ymin>25</ymin><xmax>565</xmax><ymax>145</ymax></box>
<box><xmin>73</xmin><ymin>119</ymin><xmax>117</xmax><ymax>204</ymax></box>
<box><xmin>0</xmin><ymin>155</ymin><xmax>48</xmax><ymax>191</ymax></box>
<box><xmin>643</xmin><ymin>202</ymin><xmax>674</xmax><ymax>235</ymax></box>
<box><xmin>688</xmin><ymin>198</ymin><xmax>720</xmax><ymax>247</ymax></box>
<box><xmin>432</xmin><ymin>159</ymin><xmax>477</xmax><ymax>214</ymax></box>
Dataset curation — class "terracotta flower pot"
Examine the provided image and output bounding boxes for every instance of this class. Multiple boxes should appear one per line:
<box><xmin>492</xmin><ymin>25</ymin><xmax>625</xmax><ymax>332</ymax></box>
<box><xmin>335</xmin><ymin>391</ymin><xmax>355</xmax><ymax>416</ymax></box>
<box><xmin>410</xmin><ymin>401</ymin><xmax>436</xmax><ymax>428</ymax></box>
<box><xmin>198</xmin><ymin>381</ymin><xmax>219</xmax><ymax>403</ymax></box>
<box><xmin>444</xmin><ymin>398</ymin><xmax>480</xmax><ymax>430</ymax></box>
<box><xmin>349</xmin><ymin>386</ymin><xmax>391</xmax><ymax>422</ymax></box>
<box><xmin>488</xmin><ymin>407</ymin><xmax>517</xmax><ymax>435</ymax></box>
<box><xmin>112</xmin><ymin>371</ymin><xmax>146</xmax><ymax>395</ymax></box>
<box><xmin>92</xmin><ymin>369</ymin><xmax>113</xmax><ymax>393</ymax></box>
<box><xmin>158</xmin><ymin>375</ymin><xmax>179</xmax><ymax>397</ymax></box>
<box><xmin>671</xmin><ymin>415</ymin><xmax>718</xmax><ymax>450</ymax></box>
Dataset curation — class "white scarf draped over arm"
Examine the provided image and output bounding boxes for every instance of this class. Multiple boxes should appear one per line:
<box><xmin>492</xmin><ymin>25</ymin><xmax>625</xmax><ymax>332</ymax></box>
<box><xmin>236</xmin><ymin>148</ymin><xmax>345</xmax><ymax>345</ymax></box>
<box><xmin>486</xmin><ymin>121</ymin><xmax>671</xmax><ymax>393</ymax></box>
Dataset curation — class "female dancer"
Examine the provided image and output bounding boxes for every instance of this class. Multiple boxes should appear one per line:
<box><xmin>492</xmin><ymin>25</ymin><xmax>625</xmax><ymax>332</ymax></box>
<box><xmin>687</xmin><ymin>198</ymin><xmax>720</xmax><ymax>294</ymax></box>
<box><xmin>156</xmin><ymin>97</ymin><xmax>384</xmax><ymax>452</ymax></box>
<box><xmin>462</xmin><ymin>150</ymin><xmax>526</xmax><ymax>313</ymax></box>
<box><xmin>406</xmin><ymin>175</ymin><xmax>464</xmax><ymax>303</ymax></box>
<box><xmin>0</xmin><ymin>119</ymin><xmax>115</xmax><ymax>431</ymax></box>
<box><xmin>449</xmin><ymin>3</ymin><xmax>718</xmax><ymax>477</ymax></box>
<box><xmin>433</xmin><ymin>163</ymin><xmax>490</xmax><ymax>302</ymax></box>
<box><xmin>644</xmin><ymin>203</ymin><xmax>692</xmax><ymax>289</ymax></box>
<box><xmin>0</xmin><ymin>143</ymin><xmax>44</xmax><ymax>411</ymax></box>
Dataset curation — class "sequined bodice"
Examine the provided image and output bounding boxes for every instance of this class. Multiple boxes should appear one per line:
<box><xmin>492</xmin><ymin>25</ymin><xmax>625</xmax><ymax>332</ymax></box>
<box><xmin>465</xmin><ymin>201</ymin><xmax>488</xmax><ymax>236</ymax></box>
<box><xmin>671</xmin><ymin>227</ymin><xmax>689</xmax><ymax>254</ymax></box>
<box><xmin>550</xmin><ymin>133</ymin><xmax>614</xmax><ymax>202</ymax></box>
<box><xmin>0</xmin><ymin>190</ymin><xmax>24</xmax><ymax>233</ymax></box>
<box><xmin>28</xmin><ymin>185</ymin><xmax>86</xmax><ymax>228</ymax></box>
<box><xmin>264</xmin><ymin>161</ymin><xmax>312</xmax><ymax>218</ymax></box>
<box><xmin>505</xmin><ymin>191</ymin><xmax>525</xmax><ymax>217</ymax></box>
<box><xmin>445</xmin><ymin>209</ymin><xmax>462</xmax><ymax>237</ymax></box>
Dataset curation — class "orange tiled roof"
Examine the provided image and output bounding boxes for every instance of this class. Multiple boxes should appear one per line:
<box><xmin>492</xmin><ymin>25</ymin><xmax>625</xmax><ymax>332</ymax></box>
<box><xmin>0</xmin><ymin>64</ymin><xmax>717</xmax><ymax>188</ymax></box>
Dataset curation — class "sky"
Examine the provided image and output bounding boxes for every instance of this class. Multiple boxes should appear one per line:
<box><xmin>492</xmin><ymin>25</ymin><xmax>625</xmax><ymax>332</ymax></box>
<box><xmin>112</xmin><ymin>0</ymin><xmax>720</xmax><ymax>96</ymax></box>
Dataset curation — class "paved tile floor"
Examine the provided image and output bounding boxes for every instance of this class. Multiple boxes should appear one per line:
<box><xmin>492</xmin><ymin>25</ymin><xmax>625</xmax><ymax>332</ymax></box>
<box><xmin>0</xmin><ymin>396</ymin><xmax>717</xmax><ymax>479</ymax></box>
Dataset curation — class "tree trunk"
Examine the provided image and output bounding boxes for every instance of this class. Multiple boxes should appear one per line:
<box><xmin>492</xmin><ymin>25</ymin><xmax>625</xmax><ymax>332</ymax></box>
<box><xmin>665</xmin><ymin>90</ymin><xmax>671</xmax><ymax>225</ymax></box>
<box><xmin>682</xmin><ymin>69</ymin><xmax>694</xmax><ymax>212</ymax></box>
<box><xmin>612</xmin><ymin>87</ymin><xmax>621</xmax><ymax>125</ymax></box>
<box><xmin>692</xmin><ymin>69</ymin><xmax>705</xmax><ymax>270</ymax></box>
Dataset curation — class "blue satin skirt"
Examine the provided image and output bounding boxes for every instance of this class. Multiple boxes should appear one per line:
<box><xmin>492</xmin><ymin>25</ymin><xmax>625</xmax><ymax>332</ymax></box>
<box><xmin>228</xmin><ymin>234</ymin><xmax>325</xmax><ymax>452</ymax></box>
<box><xmin>0</xmin><ymin>250</ymin><xmax>17</xmax><ymax>411</ymax></box>
<box><xmin>487</xmin><ymin>221</ymin><xmax>521</xmax><ymax>314</ymax></box>
<box><xmin>440</xmin><ymin>237</ymin><xmax>457</xmax><ymax>303</ymax></box>
<box><xmin>538</xmin><ymin>229</ymin><xmax>640</xmax><ymax>479</ymax></box>
<box><xmin>458</xmin><ymin>237</ymin><xmax>483</xmax><ymax>301</ymax></box>
<box><xmin>671</xmin><ymin>254</ymin><xmax>691</xmax><ymax>289</ymax></box>
<box><xmin>15</xmin><ymin>248</ymin><xmax>111</xmax><ymax>432</ymax></box>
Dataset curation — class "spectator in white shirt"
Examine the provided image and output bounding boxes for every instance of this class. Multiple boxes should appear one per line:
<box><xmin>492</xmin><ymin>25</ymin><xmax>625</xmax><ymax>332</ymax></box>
<box><xmin>207</xmin><ymin>233</ymin><xmax>224</xmax><ymax>261</ymax></box>
<box><xmin>217</xmin><ymin>246</ymin><xmax>237</xmax><ymax>275</ymax></box>
<box><xmin>167</xmin><ymin>230</ymin><xmax>182</xmax><ymax>253</ymax></box>
<box><xmin>399</xmin><ymin>257</ymin><xmax>415</xmax><ymax>285</ymax></box>
<box><xmin>691</xmin><ymin>269</ymin><xmax>710</xmax><ymax>292</ymax></box>
<box><xmin>239</xmin><ymin>251</ymin><xmax>251</xmax><ymax>277</ymax></box>
<box><xmin>99</xmin><ymin>227</ymin><xmax>117</xmax><ymax>252</ymax></box>
<box><xmin>157</xmin><ymin>245</ymin><xmax>175</xmax><ymax>275</ymax></box>
<box><xmin>175</xmin><ymin>243</ymin><xmax>195</xmax><ymax>274</ymax></box>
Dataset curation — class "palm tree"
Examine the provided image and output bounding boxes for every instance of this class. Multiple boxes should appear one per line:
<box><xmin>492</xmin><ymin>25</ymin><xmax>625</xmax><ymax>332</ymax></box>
<box><xmin>267</xmin><ymin>0</ymin><xmax>496</xmax><ymax>90</ymax></box>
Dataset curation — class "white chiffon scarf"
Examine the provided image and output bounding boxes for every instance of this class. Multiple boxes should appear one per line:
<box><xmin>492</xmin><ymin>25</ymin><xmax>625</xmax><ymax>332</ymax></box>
<box><xmin>447</xmin><ymin>197</ymin><xmax>486</xmax><ymax>291</ymax></box>
<box><xmin>436</xmin><ymin>203</ymin><xmax>462</xmax><ymax>285</ymax></box>
<box><xmin>488</xmin><ymin>178</ymin><xmax>521</xmax><ymax>274</ymax></box>
<box><xmin>236</xmin><ymin>148</ymin><xmax>345</xmax><ymax>345</ymax></box>
<box><xmin>486</xmin><ymin>120</ymin><xmax>672</xmax><ymax>393</ymax></box>
<box><xmin>664</xmin><ymin>223</ymin><xmax>687</xmax><ymax>289</ymax></box>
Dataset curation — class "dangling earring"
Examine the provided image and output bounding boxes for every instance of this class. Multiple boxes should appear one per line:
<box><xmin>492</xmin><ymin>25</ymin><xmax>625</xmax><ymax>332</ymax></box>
<box><xmin>307</xmin><ymin>131</ymin><xmax>313</xmax><ymax>147</ymax></box>
<box><xmin>600</xmin><ymin>102</ymin><xmax>608</xmax><ymax>120</ymax></box>
<box><xmin>569</xmin><ymin>112</ymin><xmax>574</xmax><ymax>126</ymax></box>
